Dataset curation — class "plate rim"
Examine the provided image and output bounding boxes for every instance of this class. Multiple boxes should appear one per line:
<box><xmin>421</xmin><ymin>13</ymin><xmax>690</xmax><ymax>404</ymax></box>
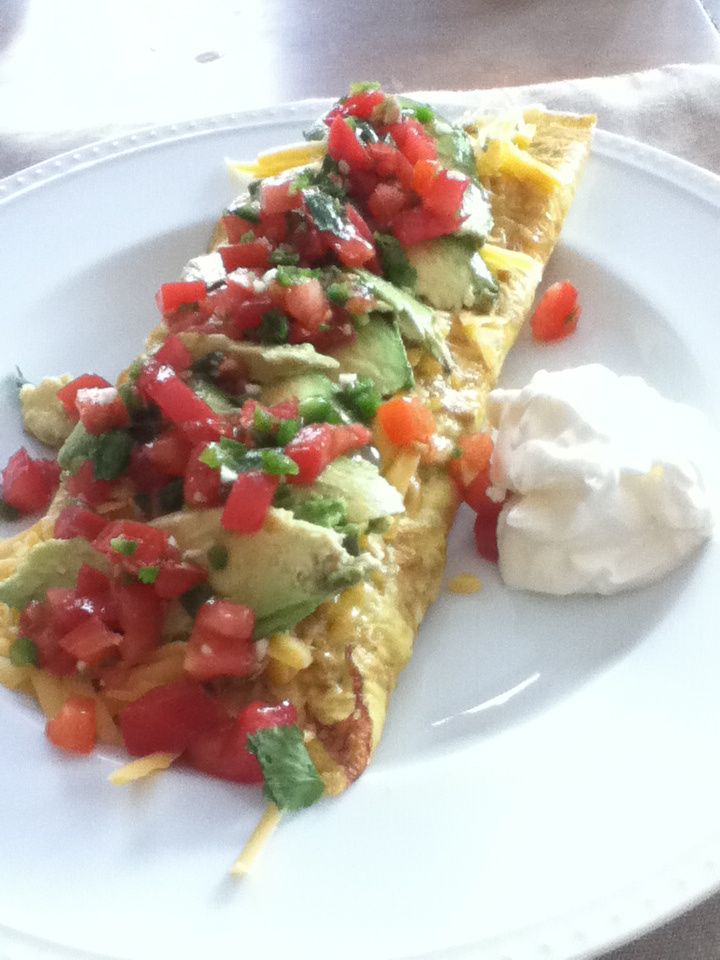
<box><xmin>1</xmin><ymin>98</ymin><xmax>720</xmax><ymax>960</ymax></box>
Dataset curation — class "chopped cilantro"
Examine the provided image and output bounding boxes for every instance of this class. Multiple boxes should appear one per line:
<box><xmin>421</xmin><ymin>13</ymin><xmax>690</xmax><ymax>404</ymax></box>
<box><xmin>138</xmin><ymin>566</ymin><xmax>160</xmax><ymax>584</ymax></box>
<box><xmin>207</xmin><ymin>544</ymin><xmax>228</xmax><ymax>571</ymax></box>
<box><xmin>258</xmin><ymin>449</ymin><xmax>300</xmax><ymax>476</ymax></box>
<box><xmin>275</xmin><ymin>418</ymin><xmax>300</xmax><ymax>446</ymax></box>
<box><xmin>110</xmin><ymin>536</ymin><xmax>138</xmax><ymax>557</ymax></box>
<box><xmin>302</xmin><ymin>187</ymin><xmax>350</xmax><ymax>238</ymax></box>
<box><xmin>228</xmin><ymin>201</ymin><xmax>261</xmax><ymax>223</ymax></box>
<box><xmin>275</xmin><ymin>265</ymin><xmax>321</xmax><ymax>287</ymax></box>
<box><xmin>289</xmin><ymin>170</ymin><xmax>313</xmax><ymax>194</ymax></box>
<box><xmin>240</xmin><ymin>230</ymin><xmax>255</xmax><ymax>243</ymax></box>
<box><xmin>9</xmin><ymin>636</ymin><xmax>37</xmax><ymax>667</ymax></box>
<box><xmin>270</xmin><ymin>246</ymin><xmax>301</xmax><ymax>267</ymax></box>
<box><xmin>247</xmin><ymin>725</ymin><xmax>324</xmax><ymax>811</ymax></box>
<box><xmin>258</xmin><ymin>310</ymin><xmax>289</xmax><ymax>345</ymax></box>
<box><xmin>375</xmin><ymin>233</ymin><xmax>417</xmax><ymax>289</ymax></box>
<box><xmin>200</xmin><ymin>438</ymin><xmax>298</xmax><ymax>477</ymax></box>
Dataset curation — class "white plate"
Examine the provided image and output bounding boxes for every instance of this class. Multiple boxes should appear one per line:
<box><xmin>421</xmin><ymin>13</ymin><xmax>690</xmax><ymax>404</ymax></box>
<box><xmin>0</xmin><ymin>101</ymin><xmax>719</xmax><ymax>960</ymax></box>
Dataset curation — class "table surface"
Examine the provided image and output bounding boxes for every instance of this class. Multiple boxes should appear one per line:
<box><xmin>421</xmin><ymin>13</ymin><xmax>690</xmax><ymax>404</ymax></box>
<box><xmin>1</xmin><ymin>1</ymin><xmax>720</xmax><ymax>958</ymax></box>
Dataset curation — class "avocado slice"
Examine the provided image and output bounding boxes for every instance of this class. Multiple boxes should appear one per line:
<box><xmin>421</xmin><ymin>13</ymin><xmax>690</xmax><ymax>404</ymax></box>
<box><xmin>353</xmin><ymin>270</ymin><xmax>453</xmax><ymax>372</ymax></box>
<box><xmin>152</xmin><ymin>506</ymin><xmax>377</xmax><ymax>637</ymax></box>
<box><xmin>179</xmin><ymin>332</ymin><xmax>340</xmax><ymax>383</ymax></box>
<box><xmin>188</xmin><ymin>378</ymin><xmax>242</xmax><ymax>413</ymax></box>
<box><xmin>260</xmin><ymin>372</ymin><xmax>335</xmax><ymax>408</ymax></box>
<box><xmin>406</xmin><ymin>236</ymin><xmax>499</xmax><ymax>313</ymax></box>
<box><xmin>0</xmin><ymin>539</ymin><xmax>109</xmax><ymax>609</ymax></box>
<box><xmin>313</xmin><ymin>456</ymin><xmax>405</xmax><ymax>523</ymax></box>
<box><xmin>332</xmin><ymin>317</ymin><xmax>413</xmax><ymax>397</ymax></box>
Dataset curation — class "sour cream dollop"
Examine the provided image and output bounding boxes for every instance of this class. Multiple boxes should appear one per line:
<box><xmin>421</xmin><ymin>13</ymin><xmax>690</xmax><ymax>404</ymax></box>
<box><xmin>487</xmin><ymin>364</ymin><xmax>716</xmax><ymax>595</ymax></box>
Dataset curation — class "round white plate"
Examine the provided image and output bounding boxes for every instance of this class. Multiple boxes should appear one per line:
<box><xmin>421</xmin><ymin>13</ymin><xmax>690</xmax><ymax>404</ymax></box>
<box><xmin>1</xmin><ymin>101</ymin><xmax>719</xmax><ymax>960</ymax></box>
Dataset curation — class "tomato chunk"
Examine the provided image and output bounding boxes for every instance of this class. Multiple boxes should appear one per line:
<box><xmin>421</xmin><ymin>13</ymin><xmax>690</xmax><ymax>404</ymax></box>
<box><xmin>54</xmin><ymin>505</ymin><xmax>108</xmax><ymax>542</ymax></box>
<box><xmin>1</xmin><ymin>448</ymin><xmax>60</xmax><ymax>514</ymax></box>
<box><xmin>113</xmin><ymin>581</ymin><xmax>166</xmax><ymax>665</ymax></box>
<box><xmin>46</xmin><ymin>696</ymin><xmax>97</xmax><ymax>754</ymax></box>
<box><xmin>327</xmin><ymin>116</ymin><xmax>373</xmax><ymax>171</ymax></box>
<box><xmin>260</xmin><ymin>178</ymin><xmax>303</xmax><ymax>216</ymax></box>
<box><xmin>377</xmin><ymin>395</ymin><xmax>435</xmax><ymax>446</ymax></box>
<box><xmin>422</xmin><ymin>169</ymin><xmax>469</xmax><ymax>218</ymax></box>
<box><xmin>449</xmin><ymin>432</ymin><xmax>494</xmax><ymax>489</ymax></box>
<box><xmin>474</xmin><ymin>511</ymin><xmax>500</xmax><ymax>563</ymax></box>
<box><xmin>154</xmin><ymin>335</ymin><xmax>193</xmax><ymax>372</ymax></box>
<box><xmin>57</xmin><ymin>374</ymin><xmax>111</xmax><ymax>417</ymax></box>
<box><xmin>184</xmin><ymin>600</ymin><xmax>257</xmax><ymax>681</ymax></box>
<box><xmin>221</xmin><ymin>471</ymin><xmax>279</xmax><ymax>534</ymax></box>
<box><xmin>218</xmin><ymin>238</ymin><xmax>272</xmax><ymax>272</ymax></box>
<box><xmin>58</xmin><ymin>615</ymin><xmax>120</xmax><ymax>668</ymax></box>
<box><xmin>283</xmin><ymin>278</ymin><xmax>330</xmax><ymax>333</ymax></box>
<box><xmin>184</xmin><ymin>443</ymin><xmax>223</xmax><ymax>508</ymax></box>
<box><xmin>137</xmin><ymin>361</ymin><xmax>216</xmax><ymax>427</ymax></box>
<box><xmin>93</xmin><ymin>520</ymin><xmax>174</xmax><ymax>572</ymax></box>
<box><xmin>64</xmin><ymin>461</ymin><xmax>114</xmax><ymax>507</ymax></box>
<box><xmin>155</xmin><ymin>281</ymin><xmax>207</xmax><ymax>315</ymax></box>
<box><xmin>391</xmin><ymin>206</ymin><xmax>460</xmax><ymax>247</ymax></box>
<box><xmin>186</xmin><ymin>700</ymin><xmax>297</xmax><ymax>783</ymax></box>
<box><xmin>530</xmin><ymin>281</ymin><xmax>581</xmax><ymax>342</ymax></box>
<box><xmin>119</xmin><ymin>681</ymin><xmax>226</xmax><ymax>756</ymax></box>
<box><xmin>75</xmin><ymin>386</ymin><xmax>130</xmax><ymax>436</ymax></box>
<box><xmin>153</xmin><ymin>560</ymin><xmax>207</xmax><ymax>600</ymax></box>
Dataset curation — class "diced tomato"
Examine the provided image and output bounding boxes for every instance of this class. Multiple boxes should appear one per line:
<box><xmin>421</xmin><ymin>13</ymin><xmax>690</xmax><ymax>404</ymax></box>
<box><xmin>307</xmin><ymin>316</ymin><xmax>357</xmax><ymax>353</ymax></box>
<box><xmin>391</xmin><ymin>206</ymin><xmax>461</xmax><ymax>246</ymax></box>
<box><xmin>325</xmin><ymin>89</ymin><xmax>385</xmax><ymax>124</ymax></box>
<box><xmin>57</xmin><ymin>374</ymin><xmax>111</xmax><ymax>417</ymax></box>
<box><xmin>260</xmin><ymin>178</ymin><xmax>303</xmax><ymax>216</ymax></box>
<box><xmin>54</xmin><ymin>504</ymin><xmax>108</xmax><ymax>542</ymax></box>
<box><xmin>184</xmin><ymin>443</ymin><xmax>223</xmax><ymax>508</ymax></box>
<box><xmin>448</xmin><ymin>432</ymin><xmax>494</xmax><ymax>489</ymax></box>
<box><xmin>422</xmin><ymin>170</ymin><xmax>469</xmax><ymax>218</ymax></box>
<box><xmin>464</xmin><ymin>465</ymin><xmax>505</xmax><ymax>518</ymax></box>
<box><xmin>184</xmin><ymin>599</ymin><xmax>257</xmax><ymax>681</ymax></box>
<box><xmin>222</xmin><ymin>213</ymin><xmax>257</xmax><ymax>244</ymax></box>
<box><xmin>227</xmin><ymin>297</ymin><xmax>274</xmax><ymax>339</ymax></box>
<box><xmin>75</xmin><ymin>386</ymin><xmax>130</xmax><ymax>436</ymax></box>
<box><xmin>283</xmin><ymin>278</ymin><xmax>330</xmax><ymax>333</ymax></box>
<box><xmin>257</xmin><ymin>212</ymin><xmax>289</xmax><ymax>246</ymax></box>
<box><xmin>64</xmin><ymin>461</ymin><xmax>114</xmax><ymax>507</ymax></box>
<box><xmin>113</xmin><ymin>581</ymin><xmax>166</xmax><ymax>665</ymax></box>
<box><xmin>388</xmin><ymin>119</ymin><xmax>438</xmax><ymax>164</ymax></box>
<box><xmin>285</xmin><ymin>422</ymin><xmax>370</xmax><ymax>484</ymax></box>
<box><xmin>179</xmin><ymin>416</ymin><xmax>233</xmax><ymax>447</ymax></box>
<box><xmin>327</xmin><ymin>116</ymin><xmax>373</xmax><ymax>171</ymax></box>
<box><xmin>153</xmin><ymin>560</ymin><xmax>207</xmax><ymax>601</ymax></box>
<box><xmin>412</xmin><ymin>158</ymin><xmax>440</xmax><ymax>196</ymax></box>
<box><xmin>155</xmin><ymin>281</ymin><xmax>207</xmax><ymax>315</ymax></box>
<box><xmin>530</xmin><ymin>281</ymin><xmax>581</xmax><ymax>342</ymax></box>
<box><xmin>376</xmin><ymin>395</ymin><xmax>435</xmax><ymax>446</ymax></box>
<box><xmin>46</xmin><ymin>587</ymin><xmax>94</xmax><ymax>635</ymax></box>
<box><xmin>347</xmin><ymin>168</ymin><xmax>380</xmax><ymax>202</ymax></box>
<box><xmin>328</xmin><ymin>230</ymin><xmax>375</xmax><ymax>269</ymax></box>
<box><xmin>268</xmin><ymin>397</ymin><xmax>300</xmax><ymax>421</ymax></box>
<box><xmin>93</xmin><ymin>520</ymin><xmax>174</xmax><ymax>572</ymax></box>
<box><xmin>128</xmin><ymin>445</ymin><xmax>172</xmax><ymax>494</ymax></box>
<box><xmin>154</xmin><ymin>335</ymin><xmax>193</xmax><ymax>373</ymax></box>
<box><xmin>202</xmin><ymin>276</ymin><xmax>256</xmax><ymax>321</ymax></box>
<box><xmin>367</xmin><ymin>182</ymin><xmax>409</xmax><ymax>227</ymax></box>
<box><xmin>221</xmin><ymin>471</ymin><xmax>279</xmax><ymax>534</ymax></box>
<box><xmin>365</xmin><ymin>141</ymin><xmax>414</xmax><ymax>189</ymax></box>
<box><xmin>186</xmin><ymin>700</ymin><xmax>297</xmax><ymax>783</ymax></box>
<box><xmin>76</xmin><ymin>564</ymin><xmax>112</xmax><ymax>599</ymax></box>
<box><xmin>18</xmin><ymin>600</ymin><xmax>71</xmax><ymax>676</ymax></box>
<box><xmin>137</xmin><ymin>361</ymin><xmax>216</xmax><ymax>426</ymax></box>
<box><xmin>1</xmin><ymin>448</ymin><xmax>60</xmax><ymax>514</ymax></box>
<box><xmin>119</xmin><ymin>681</ymin><xmax>226</xmax><ymax>756</ymax></box>
<box><xmin>328</xmin><ymin>422</ymin><xmax>372</xmax><ymax>458</ymax></box>
<box><xmin>58</xmin><ymin>615</ymin><xmax>120</xmax><ymax>668</ymax></box>
<box><xmin>474</xmin><ymin>510</ymin><xmax>500</xmax><ymax>563</ymax></box>
<box><xmin>46</xmin><ymin>696</ymin><xmax>97</xmax><ymax>754</ymax></box>
<box><xmin>218</xmin><ymin>239</ymin><xmax>272</xmax><ymax>272</ymax></box>
<box><xmin>346</xmin><ymin>202</ymin><xmax>375</xmax><ymax>244</ymax></box>
<box><xmin>145</xmin><ymin>428</ymin><xmax>192</xmax><ymax>478</ymax></box>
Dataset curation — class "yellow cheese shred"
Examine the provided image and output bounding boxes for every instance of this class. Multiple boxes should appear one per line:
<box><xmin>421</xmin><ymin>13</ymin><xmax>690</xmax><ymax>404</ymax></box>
<box><xmin>108</xmin><ymin>752</ymin><xmax>179</xmax><ymax>786</ymax></box>
<box><xmin>447</xmin><ymin>574</ymin><xmax>482</xmax><ymax>594</ymax></box>
<box><xmin>228</xmin><ymin>142</ymin><xmax>326</xmax><ymax>180</ymax></box>
<box><xmin>230</xmin><ymin>803</ymin><xmax>283</xmax><ymax>876</ymax></box>
<box><xmin>476</xmin><ymin>139</ymin><xmax>566</xmax><ymax>192</ymax></box>
<box><xmin>480</xmin><ymin>242</ymin><xmax>540</xmax><ymax>276</ymax></box>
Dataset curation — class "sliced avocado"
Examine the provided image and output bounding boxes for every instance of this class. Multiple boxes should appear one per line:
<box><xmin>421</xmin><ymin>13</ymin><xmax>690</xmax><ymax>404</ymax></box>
<box><xmin>332</xmin><ymin>317</ymin><xmax>413</xmax><ymax>397</ymax></box>
<box><xmin>430</xmin><ymin>116</ymin><xmax>477</xmax><ymax>177</ymax></box>
<box><xmin>0</xmin><ymin>539</ymin><xmax>109</xmax><ymax>609</ymax></box>
<box><xmin>313</xmin><ymin>456</ymin><xmax>405</xmax><ymax>523</ymax></box>
<box><xmin>152</xmin><ymin>507</ymin><xmax>377</xmax><ymax>637</ymax></box>
<box><xmin>179</xmin><ymin>332</ymin><xmax>340</xmax><ymax>383</ymax></box>
<box><xmin>260</xmin><ymin>372</ymin><xmax>335</xmax><ymax>408</ymax></box>
<box><xmin>406</xmin><ymin>236</ymin><xmax>499</xmax><ymax>313</ymax></box>
<box><xmin>353</xmin><ymin>270</ymin><xmax>453</xmax><ymax>372</ymax></box>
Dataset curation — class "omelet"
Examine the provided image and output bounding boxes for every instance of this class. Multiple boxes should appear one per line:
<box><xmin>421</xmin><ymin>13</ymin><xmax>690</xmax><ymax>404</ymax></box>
<box><xmin>0</xmin><ymin>94</ymin><xmax>594</xmax><ymax>805</ymax></box>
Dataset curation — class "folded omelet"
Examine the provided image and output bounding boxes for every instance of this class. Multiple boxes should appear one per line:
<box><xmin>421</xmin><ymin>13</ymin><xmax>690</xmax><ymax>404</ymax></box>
<box><xmin>0</xmin><ymin>99</ymin><xmax>594</xmax><ymax>802</ymax></box>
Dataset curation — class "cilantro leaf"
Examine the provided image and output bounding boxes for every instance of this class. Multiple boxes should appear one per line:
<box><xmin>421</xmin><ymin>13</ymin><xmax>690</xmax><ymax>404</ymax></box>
<box><xmin>200</xmin><ymin>439</ymin><xmax>298</xmax><ymax>477</ymax></box>
<box><xmin>110</xmin><ymin>536</ymin><xmax>138</xmax><ymax>557</ymax></box>
<box><xmin>275</xmin><ymin>265</ymin><xmax>321</xmax><ymax>287</ymax></box>
<box><xmin>247</xmin><ymin>725</ymin><xmax>324</xmax><ymax>811</ymax></box>
<box><xmin>270</xmin><ymin>245</ymin><xmax>300</xmax><ymax>267</ymax></box>
<box><xmin>137</xmin><ymin>566</ymin><xmax>160</xmax><ymax>584</ymax></box>
<box><xmin>302</xmin><ymin>187</ymin><xmax>350</xmax><ymax>238</ymax></box>
<box><xmin>375</xmin><ymin>233</ymin><xmax>417</xmax><ymax>289</ymax></box>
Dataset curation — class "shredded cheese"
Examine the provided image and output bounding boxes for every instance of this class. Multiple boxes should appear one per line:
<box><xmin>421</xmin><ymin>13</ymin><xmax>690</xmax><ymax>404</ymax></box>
<box><xmin>230</xmin><ymin>803</ymin><xmax>283</xmax><ymax>876</ymax></box>
<box><xmin>109</xmin><ymin>752</ymin><xmax>178</xmax><ymax>786</ymax></box>
<box><xmin>480</xmin><ymin>243</ymin><xmax>540</xmax><ymax>276</ymax></box>
<box><xmin>447</xmin><ymin>574</ymin><xmax>482</xmax><ymax>594</ymax></box>
<box><xmin>476</xmin><ymin>139</ymin><xmax>566</xmax><ymax>192</ymax></box>
<box><xmin>228</xmin><ymin>142</ymin><xmax>326</xmax><ymax>180</ymax></box>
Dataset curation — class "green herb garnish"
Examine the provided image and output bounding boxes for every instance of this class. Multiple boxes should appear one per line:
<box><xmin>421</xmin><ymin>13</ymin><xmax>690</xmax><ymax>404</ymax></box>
<box><xmin>138</xmin><ymin>566</ymin><xmax>160</xmax><ymax>584</ymax></box>
<box><xmin>302</xmin><ymin>187</ymin><xmax>350</xmax><ymax>237</ymax></box>
<box><xmin>275</xmin><ymin>418</ymin><xmax>300</xmax><ymax>446</ymax></box>
<box><xmin>270</xmin><ymin>246</ymin><xmax>301</xmax><ymax>267</ymax></box>
<box><xmin>258</xmin><ymin>310</ymin><xmax>289</xmax><ymax>345</ymax></box>
<box><xmin>200</xmin><ymin>438</ymin><xmax>298</xmax><ymax>477</ymax></box>
<box><xmin>298</xmin><ymin>395</ymin><xmax>341</xmax><ymax>425</ymax></box>
<box><xmin>326</xmin><ymin>282</ymin><xmax>350</xmax><ymax>305</ymax></box>
<box><xmin>110</xmin><ymin>536</ymin><xmax>138</xmax><ymax>557</ymax></box>
<box><xmin>337</xmin><ymin>377</ymin><xmax>381</xmax><ymax>423</ymax></box>
<box><xmin>9</xmin><ymin>636</ymin><xmax>37</xmax><ymax>667</ymax></box>
<box><xmin>375</xmin><ymin>232</ymin><xmax>417</xmax><ymax>289</ymax></box>
<box><xmin>275</xmin><ymin>265</ymin><xmax>321</xmax><ymax>287</ymax></box>
<box><xmin>247</xmin><ymin>725</ymin><xmax>325</xmax><ymax>811</ymax></box>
